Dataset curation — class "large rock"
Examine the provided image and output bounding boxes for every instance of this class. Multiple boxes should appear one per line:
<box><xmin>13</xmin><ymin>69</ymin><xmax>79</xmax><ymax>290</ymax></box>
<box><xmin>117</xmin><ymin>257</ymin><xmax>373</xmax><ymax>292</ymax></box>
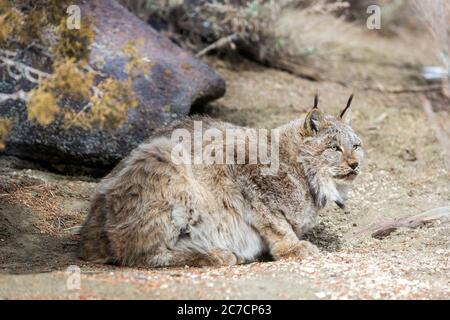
<box><xmin>0</xmin><ymin>0</ymin><xmax>225</xmax><ymax>169</ymax></box>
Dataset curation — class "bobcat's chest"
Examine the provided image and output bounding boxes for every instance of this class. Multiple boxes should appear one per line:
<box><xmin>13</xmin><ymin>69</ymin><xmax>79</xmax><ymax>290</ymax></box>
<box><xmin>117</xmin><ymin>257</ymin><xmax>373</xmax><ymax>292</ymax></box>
<box><xmin>284</xmin><ymin>172</ymin><xmax>318</xmax><ymax>235</ymax></box>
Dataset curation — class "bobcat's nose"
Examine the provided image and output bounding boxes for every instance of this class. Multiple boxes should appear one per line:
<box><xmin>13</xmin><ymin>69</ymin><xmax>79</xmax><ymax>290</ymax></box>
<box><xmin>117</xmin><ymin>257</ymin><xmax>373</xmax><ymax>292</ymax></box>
<box><xmin>348</xmin><ymin>161</ymin><xmax>359</xmax><ymax>170</ymax></box>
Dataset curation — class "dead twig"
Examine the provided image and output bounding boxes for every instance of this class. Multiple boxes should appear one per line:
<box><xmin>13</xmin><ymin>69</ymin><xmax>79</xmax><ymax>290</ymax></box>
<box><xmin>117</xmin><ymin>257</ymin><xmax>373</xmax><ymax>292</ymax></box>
<box><xmin>64</xmin><ymin>225</ymin><xmax>81</xmax><ymax>235</ymax></box>
<box><xmin>196</xmin><ymin>34</ymin><xmax>238</xmax><ymax>57</ymax></box>
<box><xmin>345</xmin><ymin>207</ymin><xmax>450</xmax><ymax>240</ymax></box>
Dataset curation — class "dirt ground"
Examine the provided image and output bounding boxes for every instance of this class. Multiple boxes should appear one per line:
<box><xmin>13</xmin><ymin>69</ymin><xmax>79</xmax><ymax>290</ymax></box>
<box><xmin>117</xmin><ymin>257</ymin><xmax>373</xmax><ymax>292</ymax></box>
<box><xmin>0</xmin><ymin>12</ymin><xmax>449</xmax><ymax>299</ymax></box>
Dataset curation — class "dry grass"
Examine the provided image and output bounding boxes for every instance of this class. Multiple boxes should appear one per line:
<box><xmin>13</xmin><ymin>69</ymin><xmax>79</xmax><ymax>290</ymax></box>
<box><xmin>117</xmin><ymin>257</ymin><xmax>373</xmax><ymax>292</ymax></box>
<box><xmin>276</xmin><ymin>9</ymin><xmax>436</xmax><ymax>66</ymax></box>
<box><xmin>411</xmin><ymin>0</ymin><xmax>449</xmax><ymax>56</ymax></box>
<box><xmin>0</xmin><ymin>174</ymin><xmax>90</xmax><ymax>236</ymax></box>
<box><xmin>411</xmin><ymin>0</ymin><xmax>450</xmax><ymax>96</ymax></box>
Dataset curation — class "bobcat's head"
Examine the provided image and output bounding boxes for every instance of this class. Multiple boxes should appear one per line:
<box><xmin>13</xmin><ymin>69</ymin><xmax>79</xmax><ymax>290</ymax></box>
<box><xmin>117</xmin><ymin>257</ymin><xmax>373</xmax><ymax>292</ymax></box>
<box><xmin>298</xmin><ymin>94</ymin><xmax>364</xmax><ymax>208</ymax></box>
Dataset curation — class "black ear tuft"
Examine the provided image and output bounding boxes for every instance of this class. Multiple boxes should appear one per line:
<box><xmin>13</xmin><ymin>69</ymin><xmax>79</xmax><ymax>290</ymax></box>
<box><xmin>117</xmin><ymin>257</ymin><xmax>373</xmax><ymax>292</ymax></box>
<box><xmin>313</xmin><ymin>92</ymin><xmax>319</xmax><ymax>109</ymax></box>
<box><xmin>339</xmin><ymin>93</ymin><xmax>354</xmax><ymax>119</ymax></box>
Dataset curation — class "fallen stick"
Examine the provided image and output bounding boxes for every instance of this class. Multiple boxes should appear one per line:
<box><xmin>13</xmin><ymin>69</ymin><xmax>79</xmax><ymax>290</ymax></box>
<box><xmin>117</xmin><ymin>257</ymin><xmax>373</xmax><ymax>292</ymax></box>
<box><xmin>64</xmin><ymin>225</ymin><xmax>82</xmax><ymax>235</ymax></box>
<box><xmin>345</xmin><ymin>207</ymin><xmax>450</xmax><ymax>240</ymax></box>
<box><xmin>196</xmin><ymin>34</ymin><xmax>239</xmax><ymax>57</ymax></box>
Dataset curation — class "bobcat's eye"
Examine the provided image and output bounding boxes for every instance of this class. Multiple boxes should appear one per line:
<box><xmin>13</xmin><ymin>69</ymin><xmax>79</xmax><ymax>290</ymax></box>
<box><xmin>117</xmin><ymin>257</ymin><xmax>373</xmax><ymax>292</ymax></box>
<box><xmin>353</xmin><ymin>144</ymin><xmax>361</xmax><ymax>150</ymax></box>
<box><xmin>331</xmin><ymin>145</ymin><xmax>342</xmax><ymax>152</ymax></box>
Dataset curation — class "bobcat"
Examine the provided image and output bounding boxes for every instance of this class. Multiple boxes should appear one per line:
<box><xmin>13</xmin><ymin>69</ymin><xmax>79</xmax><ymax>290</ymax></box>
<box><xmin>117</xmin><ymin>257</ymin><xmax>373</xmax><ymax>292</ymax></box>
<box><xmin>79</xmin><ymin>94</ymin><xmax>364</xmax><ymax>267</ymax></box>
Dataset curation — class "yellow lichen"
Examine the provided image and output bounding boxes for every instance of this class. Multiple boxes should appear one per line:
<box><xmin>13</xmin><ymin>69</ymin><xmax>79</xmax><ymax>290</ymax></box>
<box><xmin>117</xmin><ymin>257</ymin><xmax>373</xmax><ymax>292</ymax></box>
<box><xmin>27</xmin><ymin>55</ymin><xmax>139</xmax><ymax>130</ymax></box>
<box><xmin>50</xmin><ymin>58</ymin><xmax>94</xmax><ymax>100</ymax></box>
<box><xmin>39</xmin><ymin>0</ymin><xmax>73</xmax><ymax>26</ymax></box>
<box><xmin>0</xmin><ymin>0</ymin><xmax>73</xmax><ymax>46</ymax></box>
<box><xmin>0</xmin><ymin>117</ymin><xmax>11</xmax><ymax>149</ymax></box>
<box><xmin>26</xmin><ymin>58</ymin><xmax>95</xmax><ymax>126</ymax></box>
<box><xmin>27</xmin><ymin>87</ymin><xmax>59</xmax><ymax>126</ymax></box>
<box><xmin>0</xmin><ymin>3</ymin><xmax>24</xmax><ymax>43</ymax></box>
<box><xmin>52</xmin><ymin>16</ymin><xmax>95</xmax><ymax>63</ymax></box>
<box><xmin>123</xmin><ymin>39</ymin><xmax>153</xmax><ymax>77</ymax></box>
<box><xmin>64</xmin><ymin>78</ymin><xmax>139</xmax><ymax>130</ymax></box>
<box><xmin>1</xmin><ymin>0</ymin><xmax>139</xmax><ymax>141</ymax></box>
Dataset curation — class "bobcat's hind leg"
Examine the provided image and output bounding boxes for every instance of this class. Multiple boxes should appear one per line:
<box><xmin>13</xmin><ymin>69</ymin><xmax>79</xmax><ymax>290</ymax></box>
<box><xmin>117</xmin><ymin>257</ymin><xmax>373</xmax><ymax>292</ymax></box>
<box><xmin>145</xmin><ymin>248</ymin><xmax>238</xmax><ymax>268</ymax></box>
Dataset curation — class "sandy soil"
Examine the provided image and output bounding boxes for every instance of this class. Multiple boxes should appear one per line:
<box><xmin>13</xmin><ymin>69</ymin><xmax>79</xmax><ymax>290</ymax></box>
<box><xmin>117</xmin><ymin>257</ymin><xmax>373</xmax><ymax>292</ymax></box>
<box><xmin>0</xmin><ymin>12</ymin><xmax>449</xmax><ymax>299</ymax></box>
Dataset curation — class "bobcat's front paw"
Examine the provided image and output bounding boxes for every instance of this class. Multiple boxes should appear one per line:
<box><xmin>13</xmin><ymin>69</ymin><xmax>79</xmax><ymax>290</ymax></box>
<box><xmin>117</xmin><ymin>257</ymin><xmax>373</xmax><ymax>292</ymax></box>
<box><xmin>209</xmin><ymin>249</ymin><xmax>238</xmax><ymax>266</ymax></box>
<box><xmin>271</xmin><ymin>240</ymin><xmax>319</xmax><ymax>261</ymax></box>
<box><xmin>192</xmin><ymin>249</ymin><xmax>238</xmax><ymax>267</ymax></box>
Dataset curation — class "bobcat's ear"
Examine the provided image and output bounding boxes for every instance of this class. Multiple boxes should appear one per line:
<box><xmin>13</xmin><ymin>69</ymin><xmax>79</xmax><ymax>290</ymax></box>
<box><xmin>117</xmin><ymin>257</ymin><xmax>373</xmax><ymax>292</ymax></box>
<box><xmin>304</xmin><ymin>94</ymin><xmax>324</xmax><ymax>135</ymax></box>
<box><xmin>339</xmin><ymin>94</ymin><xmax>354</xmax><ymax>125</ymax></box>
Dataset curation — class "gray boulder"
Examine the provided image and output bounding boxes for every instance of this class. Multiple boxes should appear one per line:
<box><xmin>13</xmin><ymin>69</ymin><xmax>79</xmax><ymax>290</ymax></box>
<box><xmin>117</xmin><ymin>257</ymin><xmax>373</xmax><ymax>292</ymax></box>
<box><xmin>0</xmin><ymin>0</ymin><xmax>225</xmax><ymax>169</ymax></box>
